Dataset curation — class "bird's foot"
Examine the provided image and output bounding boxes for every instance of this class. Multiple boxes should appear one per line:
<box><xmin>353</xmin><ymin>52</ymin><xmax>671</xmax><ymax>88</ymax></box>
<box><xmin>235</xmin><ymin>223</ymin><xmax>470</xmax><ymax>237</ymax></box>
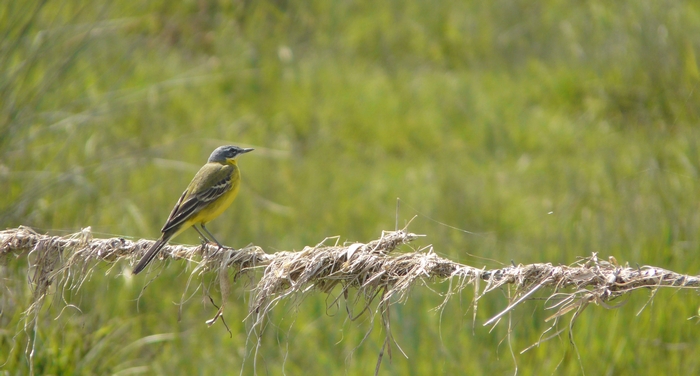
<box><xmin>198</xmin><ymin>238</ymin><xmax>224</xmax><ymax>248</ymax></box>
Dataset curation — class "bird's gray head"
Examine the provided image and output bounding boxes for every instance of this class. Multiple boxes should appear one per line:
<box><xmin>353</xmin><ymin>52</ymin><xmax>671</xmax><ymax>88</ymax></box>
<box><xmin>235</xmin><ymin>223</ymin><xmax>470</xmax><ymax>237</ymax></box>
<box><xmin>208</xmin><ymin>145</ymin><xmax>254</xmax><ymax>164</ymax></box>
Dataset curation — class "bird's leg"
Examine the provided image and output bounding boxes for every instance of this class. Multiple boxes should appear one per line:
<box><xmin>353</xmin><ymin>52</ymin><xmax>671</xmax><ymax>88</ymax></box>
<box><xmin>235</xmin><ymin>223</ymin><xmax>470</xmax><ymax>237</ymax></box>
<box><xmin>201</xmin><ymin>223</ymin><xmax>227</xmax><ymax>249</ymax></box>
<box><xmin>193</xmin><ymin>224</ymin><xmax>211</xmax><ymax>244</ymax></box>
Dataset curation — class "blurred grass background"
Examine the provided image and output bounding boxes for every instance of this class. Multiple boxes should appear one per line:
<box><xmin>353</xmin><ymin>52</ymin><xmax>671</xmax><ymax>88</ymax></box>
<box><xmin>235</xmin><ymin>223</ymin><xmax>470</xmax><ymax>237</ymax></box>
<box><xmin>2</xmin><ymin>0</ymin><xmax>700</xmax><ymax>374</ymax></box>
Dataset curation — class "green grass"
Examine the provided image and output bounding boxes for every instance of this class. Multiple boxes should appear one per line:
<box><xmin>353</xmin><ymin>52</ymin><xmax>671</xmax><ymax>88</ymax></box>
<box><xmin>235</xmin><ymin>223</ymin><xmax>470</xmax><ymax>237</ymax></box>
<box><xmin>2</xmin><ymin>0</ymin><xmax>700</xmax><ymax>374</ymax></box>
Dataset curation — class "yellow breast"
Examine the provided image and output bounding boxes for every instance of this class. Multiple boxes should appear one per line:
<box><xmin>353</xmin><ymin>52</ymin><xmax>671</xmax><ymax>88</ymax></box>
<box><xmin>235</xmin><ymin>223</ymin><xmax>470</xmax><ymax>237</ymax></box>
<box><xmin>167</xmin><ymin>184</ymin><xmax>240</xmax><ymax>238</ymax></box>
<box><xmin>194</xmin><ymin>168</ymin><xmax>241</xmax><ymax>225</ymax></box>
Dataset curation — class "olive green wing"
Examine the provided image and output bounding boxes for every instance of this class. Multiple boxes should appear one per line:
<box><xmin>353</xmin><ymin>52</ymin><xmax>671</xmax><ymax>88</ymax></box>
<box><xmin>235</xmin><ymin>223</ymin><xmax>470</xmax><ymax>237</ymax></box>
<box><xmin>160</xmin><ymin>163</ymin><xmax>234</xmax><ymax>234</ymax></box>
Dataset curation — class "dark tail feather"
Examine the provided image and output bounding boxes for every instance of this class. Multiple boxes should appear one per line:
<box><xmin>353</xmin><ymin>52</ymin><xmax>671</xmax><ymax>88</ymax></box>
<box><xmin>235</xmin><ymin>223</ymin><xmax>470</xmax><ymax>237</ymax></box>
<box><xmin>132</xmin><ymin>236</ymin><xmax>169</xmax><ymax>274</ymax></box>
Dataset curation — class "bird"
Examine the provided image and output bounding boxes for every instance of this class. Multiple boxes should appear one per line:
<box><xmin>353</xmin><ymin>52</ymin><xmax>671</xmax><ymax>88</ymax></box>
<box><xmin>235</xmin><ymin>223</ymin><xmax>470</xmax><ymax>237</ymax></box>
<box><xmin>132</xmin><ymin>145</ymin><xmax>254</xmax><ymax>274</ymax></box>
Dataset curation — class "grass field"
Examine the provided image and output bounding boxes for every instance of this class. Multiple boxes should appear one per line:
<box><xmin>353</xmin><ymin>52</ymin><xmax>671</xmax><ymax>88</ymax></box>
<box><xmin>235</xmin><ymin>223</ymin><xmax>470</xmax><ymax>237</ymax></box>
<box><xmin>2</xmin><ymin>0</ymin><xmax>700</xmax><ymax>374</ymax></box>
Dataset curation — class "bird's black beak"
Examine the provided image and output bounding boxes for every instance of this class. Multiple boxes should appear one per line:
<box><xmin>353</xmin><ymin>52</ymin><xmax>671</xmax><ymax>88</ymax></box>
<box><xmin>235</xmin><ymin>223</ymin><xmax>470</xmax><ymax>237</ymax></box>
<box><xmin>241</xmin><ymin>148</ymin><xmax>254</xmax><ymax>154</ymax></box>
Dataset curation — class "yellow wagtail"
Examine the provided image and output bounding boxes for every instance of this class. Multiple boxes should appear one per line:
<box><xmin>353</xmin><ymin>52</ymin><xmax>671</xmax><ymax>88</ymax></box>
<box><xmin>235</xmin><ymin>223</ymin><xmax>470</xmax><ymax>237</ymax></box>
<box><xmin>132</xmin><ymin>145</ymin><xmax>254</xmax><ymax>274</ymax></box>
